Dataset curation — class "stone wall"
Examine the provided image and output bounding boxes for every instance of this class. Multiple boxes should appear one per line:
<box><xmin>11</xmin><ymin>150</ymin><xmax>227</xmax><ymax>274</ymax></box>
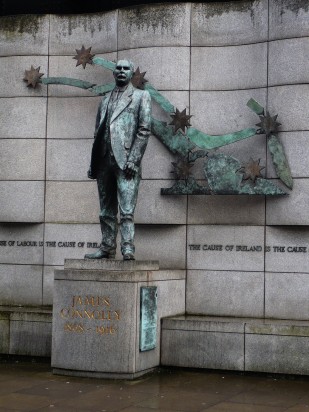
<box><xmin>0</xmin><ymin>1</ymin><xmax>308</xmax><ymax>319</ymax></box>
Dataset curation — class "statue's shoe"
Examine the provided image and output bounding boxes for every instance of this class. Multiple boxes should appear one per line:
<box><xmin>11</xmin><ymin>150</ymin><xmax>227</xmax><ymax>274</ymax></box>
<box><xmin>84</xmin><ymin>249</ymin><xmax>115</xmax><ymax>259</ymax></box>
<box><xmin>123</xmin><ymin>253</ymin><xmax>135</xmax><ymax>261</ymax></box>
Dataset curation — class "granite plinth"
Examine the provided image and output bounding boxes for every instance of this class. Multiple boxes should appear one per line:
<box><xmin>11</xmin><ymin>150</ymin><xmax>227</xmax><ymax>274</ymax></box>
<box><xmin>52</xmin><ymin>259</ymin><xmax>185</xmax><ymax>379</ymax></box>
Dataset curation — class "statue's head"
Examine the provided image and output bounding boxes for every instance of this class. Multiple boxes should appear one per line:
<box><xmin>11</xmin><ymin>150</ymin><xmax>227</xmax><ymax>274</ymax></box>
<box><xmin>113</xmin><ymin>59</ymin><xmax>134</xmax><ymax>87</ymax></box>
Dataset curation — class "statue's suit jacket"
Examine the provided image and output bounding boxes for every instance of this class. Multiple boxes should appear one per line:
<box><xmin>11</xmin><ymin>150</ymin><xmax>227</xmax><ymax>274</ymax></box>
<box><xmin>89</xmin><ymin>83</ymin><xmax>151</xmax><ymax>179</ymax></box>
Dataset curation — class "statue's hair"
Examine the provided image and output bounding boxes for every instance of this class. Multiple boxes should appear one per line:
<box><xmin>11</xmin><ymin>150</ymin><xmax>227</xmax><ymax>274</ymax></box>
<box><xmin>115</xmin><ymin>59</ymin><xmax>135</xmax><ymax>72</ymax></box>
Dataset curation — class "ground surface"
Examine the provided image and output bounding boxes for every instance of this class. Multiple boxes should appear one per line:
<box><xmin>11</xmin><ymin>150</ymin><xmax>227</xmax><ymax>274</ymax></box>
<box><xmin>0</xmin><ymin>360</ymin><xmax>309</xmax><ymax>411</ymax></box>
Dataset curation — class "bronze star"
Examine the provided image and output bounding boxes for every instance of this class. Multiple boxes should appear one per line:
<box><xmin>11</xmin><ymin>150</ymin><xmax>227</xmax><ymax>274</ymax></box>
<box><xmin>132</xmin><ymin>67</ymin><xmax>148</xmax><ymax>89</ymax></box>
<box><xmin>171</xmin><ymin>157</ymin><xmax>194</xmax><ymax>180</ymax></box>
<box><xmin>23</xmin><ymin>66</ymin><xmax>44</xmax><ymax>88</ymax></box>
<box><xmin>256</xmin><ymin>111</ymin><xmax>281</xmax><ymax>136</ymax></box>
<box><xmin>169</xmin><ymin>108</ymin><xmax>192</xmax><ymax>134</ymax></box>
<box><xmin>239</xmin><ymin>158</ymin><xmax>265</xmax><ymax>182</ymax></box>
<box><xmin>73</xmin><ymin>45</ymin><xmax>94</xmax><ymax>69</ymax></box>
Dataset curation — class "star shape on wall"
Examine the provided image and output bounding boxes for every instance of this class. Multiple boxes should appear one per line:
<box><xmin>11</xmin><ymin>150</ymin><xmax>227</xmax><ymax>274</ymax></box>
<box><xmin>73</xmin><ymin>45</ymin><xmax>95</xmax><ymax>69</ymax></box>
<box><xmin>132</xmin><ymin>67</ymin><xmax>148</xmax><ymax>89</ymax></box>
<box><xmin>256</xmin><ymin>111</ymin><xmax>281</xmax><ymax>136</ymax></box>
<box><xmin>169</xmin><ymin>108</ymin><xmax>192</xmax><ymax>134</ymax></box>
<box><xmin>171</xmin><ymin>157</ymin><xmax>194</xmax><ymax>180</ymax></box>
<box><xmin>238</xmin><ymin>158</ymin><xmax>265</xmax><ymax>182</ymax></box>
<box><xmin>23</xmin><ymin>66</ymin><xmax>44</xmax><ymax>88</ymax></box>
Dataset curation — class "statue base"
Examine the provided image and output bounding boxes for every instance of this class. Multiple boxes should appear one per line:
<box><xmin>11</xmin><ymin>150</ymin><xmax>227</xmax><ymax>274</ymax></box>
<box><xmin>51</xmin><ymin>259</ymin><xmax>185</xmax><ymax>379</ymax></box>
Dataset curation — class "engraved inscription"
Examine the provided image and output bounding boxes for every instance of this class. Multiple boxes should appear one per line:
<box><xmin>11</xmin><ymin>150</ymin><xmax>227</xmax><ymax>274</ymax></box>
<box><xmin>59</xmin><ymin>295</ymin><xmax>121</xmax><ymax>336</ymax></box>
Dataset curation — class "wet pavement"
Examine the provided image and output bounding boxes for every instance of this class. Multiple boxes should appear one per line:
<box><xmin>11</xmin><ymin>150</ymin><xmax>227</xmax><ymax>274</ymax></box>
<box><xmin>0</xmin><ymin>360</ymin><xmax>309</xmax><ymax>411</ymax></box>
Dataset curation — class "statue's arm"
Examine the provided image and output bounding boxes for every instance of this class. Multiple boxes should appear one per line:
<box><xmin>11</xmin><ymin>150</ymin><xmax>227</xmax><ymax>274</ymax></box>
<box><xmin>127</xmin><ymin>90</ymin><xmax>152</xmax><ymax>168</ymax></box>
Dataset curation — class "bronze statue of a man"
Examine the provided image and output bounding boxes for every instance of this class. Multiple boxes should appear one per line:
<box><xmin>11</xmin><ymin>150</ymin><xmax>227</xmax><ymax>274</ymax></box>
<box><xmin>85</xmin><ymin>59</ymin><xmax>151</xmax><ymax>261</ymax></box>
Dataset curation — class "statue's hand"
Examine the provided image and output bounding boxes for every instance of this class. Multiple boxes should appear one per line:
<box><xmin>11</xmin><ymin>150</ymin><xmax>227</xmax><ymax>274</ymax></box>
<box><xmin>124</xmin><ymin>162</ymin><xmax>138</xmax><ymax>178</ymax></box>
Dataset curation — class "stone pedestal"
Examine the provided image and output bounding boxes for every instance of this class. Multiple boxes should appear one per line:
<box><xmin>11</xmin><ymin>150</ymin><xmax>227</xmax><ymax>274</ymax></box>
<box><xmin>51</xmin><ymin>259</ymin><xmax>185</xmax><ymax>379</ymax></box>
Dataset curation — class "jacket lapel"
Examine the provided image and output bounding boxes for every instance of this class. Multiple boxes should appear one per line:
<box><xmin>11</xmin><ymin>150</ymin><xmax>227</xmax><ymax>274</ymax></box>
<box><xmin>98</xmin><ymin>92</ymin><xmax>112</xmax><ymax>129</ymax></box>
<box><xmin>110</xmin><ymin>84</ymin><xmax>134</xmax><ymax>123</ymax></box>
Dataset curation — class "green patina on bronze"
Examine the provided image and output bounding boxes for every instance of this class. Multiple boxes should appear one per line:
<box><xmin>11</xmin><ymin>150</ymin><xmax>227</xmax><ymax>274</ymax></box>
<box><xmin>23</xmin><ymin>54</ymin><xmax>293</xmax><ymax>197</ymax></box>
<box><xmin>205</xmin><ymin>153</ymin><xmax>286</xmax><ymax>195</ymax></box>
<box><xmin>41</xmin><ymin>77</ymin><xmax>96</xmax><ymax>89</ymax></box>
<box><xmin>92</xmin><ymin>56</ymin><xmax>116</xmax><ymax>71</ymax></box>
<box><xmin>151</xmin><ymin>117</ymin><xmax>195</xmax><ymax>157</ymax></box>
<box><xmin>187</xmin><ymin>126</ymin><xmax>257</xmax><ymax>150</ymax></box>
<box><xmin>268</xmin><ymin>134</ymin><xmax>293</xmax><ymax>190</ymax></box>
<box><xmin>247</xmin><ymin>98</ymin><xmax>293</xmax><ymax>189</ymax></box>
<box><xmin>140</xmin><ymin>286</ymin><xmax>157</xmax><ymax>352</ymax></box>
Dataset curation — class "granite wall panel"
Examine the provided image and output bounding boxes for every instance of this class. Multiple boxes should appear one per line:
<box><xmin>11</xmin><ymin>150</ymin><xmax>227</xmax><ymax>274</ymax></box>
<box><xmin>0</xmin><ymin>139</ymin><xmax>45</xmax><ymax>181</ymax></box>
<box><xmin>187</xmin><ymin>270</ymin><xmax>264</xmax><ymax>317</ymax></box>
<box><xmin>49</xmin><ymin>12</ymin><xmax>118</xmax><ymax>55</ymax></box>
<box><xmin>0</xmin><ymin>56</ymin><xmax>48</xmax><ymax>97</ymax></box>
<box><xmin>47</xmin><ymin>96</ymin><xmax>101</xmax><ymax>139</ymax></box>
<box><xmin>118</xmin><ymin>3</ymin><xmax>191</xmax><ymax>49</ymax></box>
<box><xmin>191</xmin><ymin>0</ymin><xmax>268</xmax><ymax>46</ymax></box>
<box><xmin>191</xmin><ymin>44</ymin><xmax>267</xmax><ymax>91</ymax></box>
<box><xmin>0</xmin><ymin>14</ymin><xmax>49</xmax><ymax>56</ymax></box>
<box><xmin>0</xmin><ymin>265</ymin><xmax>43</xmax><ymax>306</ymax></box>
<box><xmin>0</xmin><ymin>181</ymin><xmax>44</xmax><ymax>223</ymax></box>
<box><xmin>0</xmin><ymin>98</ymin><xmax>47</xmax><ymax>139</ymax></box>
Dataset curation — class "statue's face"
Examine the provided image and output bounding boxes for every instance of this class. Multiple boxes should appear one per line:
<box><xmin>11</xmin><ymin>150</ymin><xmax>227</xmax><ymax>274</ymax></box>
<box><xmin>113</xmin><ymin>60</ymin><xmax>134</xmax><ymax>86</ymax></box>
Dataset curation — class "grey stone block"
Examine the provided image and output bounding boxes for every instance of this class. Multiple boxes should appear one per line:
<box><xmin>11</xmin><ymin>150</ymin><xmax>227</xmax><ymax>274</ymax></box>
<box><xmin>245</xmin><ymin>319</ymin><xmax>309</xmax><ymax>336</ymax></box>
<box><xmin>0</xmin><ymin>56</ymin><xmax>48</xmax><ymax>97</ymax></box>
<box><xmin>43</xmin><ymin>265</ymin><xmax>62</xmax><ymax>306</ymax></box>
<box><xmin>0</xmin><ymin>139</ymin><xmax>45</xmax><ymax>180</ymax></box>
<box><xmin>135</xmin><ymin>180</ymin><xmax>187</xmax><ymax>224</ymax></box>
<box><xmin>10</xmin><ymin>319</ymin><xmax>52</xmax><ymax>356</ymax></box>
<box><xmin>0</xmin><ymin>15</ymin><xmax>49</xmax><ymax>56</ymax></box>
<box><xmin>0</xmin><ymin>316</ymin><xmax>9</xmax><ymax>354</ymax></box>
<box><xmin>191</xmin><ymin>0</ymin><xmax>268</xmax><ymax>46</ymax></box>
<box><xmin>191</xmin><ymin>44</ymin><xmax>267</xmax><ymax>91</ymax></box>
<box><xmin>46</xmin><ymin>139</ymin><xmax>92</xmax><ymax>181</ymax></box>
<box><xmin>45</xmin><ymin>181</ymin><xmax>98</xmax><ymax>223</ymax></box>
<box><xmin>162</xmin><ymin>316</ymin><xmax>246</xmax><ymax>333</ymax></box>
<box><xmin>134</xmin><ymin>225</ymin><xmax>186</xmax><ymax>269</ymax></box>
<box><xmin>245</xmin><ymin>334</ymin><xmax>309</xmax><ymax>374</ymax></box>
<box><xmin>269</xmin><ymin>38</ymin><xmax>309</xmax><ymax>86</ymax></box>
<box><xmin>266</xmin><ymin>179</ymin><xmax>309</xmax><ymax>225</ymax></box>
<box><xmin>52</xmin><ymin>279</ymin><xmax>137</xmax><ymax>372</ymax></box>
<box><xmin>161</xmin><ymin>329</ymin><xmax>244</xmax><ymax>370</ymax></box>
<box><xmin>190</xmin><ymin>88</ymin><xmax>266</xmax><ymax>135</ymax></box>
<box><xmin>47</xmin><ymin>96</ymin><xmax>101</xmax><ymax>139</ymax></box>
<box><xmin>0</xmin><ymin>224</ymin><xmax>44</xmax><ymax>265</ymax></box>
<box><xmin>0</xmin><ymin>97</ymin><xmax>46</xmax><ymax>138</ymax></box>
<box><xmin>265</xmin><ymin>272</ymin><xmax>309</xmax><ymax>320</ymax></box>
<box><xmin>186</xmin><ymin>270</ymin><xmax>264</xmax><ymax>317</ymax></box>
<box><xmin>269</xmin><ymin>0</ymin><xmax>309</xmax><ymax>40</ymax></box>
<box><xmin>0</xmin><ymin>181</ymin><xmax>44</xmax><ymax>223</ymax></box>
<box><xmin>0</xmin><ymin>265</ymin><xmax>43</xmax><ymax>306</ymax></box>
<box><xmin>44</xmin><ymin>223</ymin><xmax>101</xmax><ymax>266</ymax></box>
<box><xmin>65</xmin><ymin>259</ymin><xmax>160</xmax><ymax>271</ymax></box>
<box><xmin>49</xmin><ymin>12</ymin><xmax>117</xmax><ymax>55</ymax></box>
<box><xmin>118</xmin><ymin>3</ymin><xmax>190</xmax><ymax>49</ymax></box>
<box><xmin>266</xmin><ymin>132</ymin><xmax>309</xmax><ymax>178</ymax></box>
<box><xmin>48</xmin><ymin>53</ymin><xmax>116</xmax><ymax>97</ymax></box>
<box><xmin>187</xmin><ymin>225</ymin><xmax>264</xmax><ymax>271</ymax></box>
<box><xmin>142</xmin><ymin>136</ymin><xmax>176</xmax><ymax>180</ymax></box>
<box><xmin>268</xmin><ymin>85</ymin><xmax>309</xmax><ymax>131</ymax></box>
<box><xmin>265</xmin><ymin>226</ymin><xmax>309</xmax><ymax>273</ymax></box>
<box><xmin>188</xmin><ymin>195</ymin><xmax>265</xmax><ymax>225</ymax></box>
<box><xmin>118</xmin><ymin>47</ymin><xmax>190</xmax><ymax>90</ymax></box>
